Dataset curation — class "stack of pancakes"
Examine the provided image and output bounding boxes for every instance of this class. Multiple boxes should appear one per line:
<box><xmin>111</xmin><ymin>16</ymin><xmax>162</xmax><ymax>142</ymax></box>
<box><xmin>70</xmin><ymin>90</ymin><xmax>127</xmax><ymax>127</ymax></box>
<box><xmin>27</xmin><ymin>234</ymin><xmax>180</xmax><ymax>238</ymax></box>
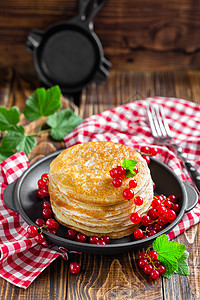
<box><xmin>48</xmin><ymin>142</ymin><xmax>154</xmax><ymax>239</ymax></box>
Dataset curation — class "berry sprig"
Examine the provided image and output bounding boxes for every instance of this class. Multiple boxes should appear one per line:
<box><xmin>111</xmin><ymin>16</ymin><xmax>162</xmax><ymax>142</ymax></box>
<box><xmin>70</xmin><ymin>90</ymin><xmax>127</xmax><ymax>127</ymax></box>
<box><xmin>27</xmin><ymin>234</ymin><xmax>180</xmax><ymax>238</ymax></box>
<box><xmin>110</xmin><ymin>158</ymin><xmax>144</xmax><ymax>206</ymax></box>
<box><xmin>37</xmin><ymin>173</ymin><xmax>49</xmax><ymax>198</ymax></box>
<box><xmin>131</xmin><ymin>193</ymin><xmax>180</xmax><ymax>240</ymax></box>
<box><xmin>138</xmin><ymin>234</ymin><xmax>189</xmax><ymax>279</ymax></box>
<box><xmin>140</xmin><ymin>146</ymin><xmax>159</xmax><ymax>165</ymax></box>
<box><xmin>138</xmin><ymin>249</ymin><xmax>166</xmax><ymax>279</ymax></box>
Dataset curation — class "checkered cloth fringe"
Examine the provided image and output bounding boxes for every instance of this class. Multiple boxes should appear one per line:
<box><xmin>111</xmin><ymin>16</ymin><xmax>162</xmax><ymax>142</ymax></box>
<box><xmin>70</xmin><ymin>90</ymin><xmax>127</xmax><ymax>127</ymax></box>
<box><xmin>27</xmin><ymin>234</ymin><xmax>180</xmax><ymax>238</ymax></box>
<box><xmin>0</xmin><ymin>97</ymin><xmax>200</xmax><ymax>288</ymax></box>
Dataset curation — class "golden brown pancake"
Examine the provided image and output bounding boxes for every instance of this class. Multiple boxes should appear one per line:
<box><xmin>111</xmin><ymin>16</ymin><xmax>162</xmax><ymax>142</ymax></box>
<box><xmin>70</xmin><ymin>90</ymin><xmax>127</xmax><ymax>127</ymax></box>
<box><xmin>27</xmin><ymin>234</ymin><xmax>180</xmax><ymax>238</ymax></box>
<box><xmin>49</xmin><ymin>141</ymin><xmax>154</xmax><ymax>238</ymax></box>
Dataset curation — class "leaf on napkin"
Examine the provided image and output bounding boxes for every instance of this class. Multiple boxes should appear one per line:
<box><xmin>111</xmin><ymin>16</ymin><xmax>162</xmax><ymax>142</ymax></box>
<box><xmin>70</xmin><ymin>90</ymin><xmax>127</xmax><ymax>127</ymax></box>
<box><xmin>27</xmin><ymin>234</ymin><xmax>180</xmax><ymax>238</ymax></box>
<box><xmin>23</xmin><ymin>86</ymin><xmax>62</xmax><ymax>121</ymax></box>
<box><xmin>46</xmin><ymin>109</ymin><xmax>83</xmax><ymax>141</ymax></box>
<box><xmin>1</xmin><ymin>125</ymin><xmax>37</xmax><ymax>155</ymax></box>
<box><xmin>0</xmin><ymin>106</ymin><xmax>20</xmax><ymax>131</ymax></box>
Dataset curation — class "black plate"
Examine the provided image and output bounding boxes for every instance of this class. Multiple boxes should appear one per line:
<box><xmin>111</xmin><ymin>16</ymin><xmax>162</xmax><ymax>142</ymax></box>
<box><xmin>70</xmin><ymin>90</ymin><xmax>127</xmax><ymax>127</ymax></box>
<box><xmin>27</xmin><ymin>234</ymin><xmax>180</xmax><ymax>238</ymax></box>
<box><xmin>3</xmin><ymin>150</ymin><xmax>198</xmax><ymax>255</ymax></box>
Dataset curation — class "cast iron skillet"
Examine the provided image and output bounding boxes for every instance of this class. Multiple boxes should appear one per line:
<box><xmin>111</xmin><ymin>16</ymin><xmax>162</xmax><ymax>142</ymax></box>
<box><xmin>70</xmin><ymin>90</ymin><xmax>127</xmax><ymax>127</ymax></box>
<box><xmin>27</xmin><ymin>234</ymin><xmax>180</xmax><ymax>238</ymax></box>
<box><xmin>3</xmin><ymin>150</ymin><xmax>198</xmax><ymax>255</ymax></box>
<box><xmin>26</xmin><ymin>0</ymin><xmax>111</xmax><ymax>95</ymax></box>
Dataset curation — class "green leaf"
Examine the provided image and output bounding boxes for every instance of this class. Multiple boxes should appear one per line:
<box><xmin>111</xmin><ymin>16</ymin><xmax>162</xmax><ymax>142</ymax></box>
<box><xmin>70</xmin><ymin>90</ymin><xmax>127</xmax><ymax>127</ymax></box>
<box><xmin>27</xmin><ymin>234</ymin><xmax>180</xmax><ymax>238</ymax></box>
<box><xmin>46</xmin><ymin>109</ymin><xmax>83</xmax><ymax>141</ymax></box>
<box><xmin>0</xmin><ymin>148</ymin><xmax>14</xmax><ymax>163</ymax></box>
<box><xmin>1</xmin><ymin>125</ymin><xmax>37</xmax><ymax>155</ymax></box>
<box><xmin>175</xmin><ymin>251</ymin><xmax>190</xmax><ymax>276</ymax></box>
<box><xmin>0</xmin><ymin>106</ymin><xmax>20</xmax><ymax>131</ymax></box>
<box><xmin>23</xmin><ymin>86</ymin><xmax>62</xmax><ymax>121</ymax></box>
<box><xmin>122</xmin><ymin>157</ymin><xmax>138</xmax><ymax>178</ymax></box>
<box><xmin>153</xmin><ymin>235</ymin><xmax>186</xmax><ymax>279</ymax></box>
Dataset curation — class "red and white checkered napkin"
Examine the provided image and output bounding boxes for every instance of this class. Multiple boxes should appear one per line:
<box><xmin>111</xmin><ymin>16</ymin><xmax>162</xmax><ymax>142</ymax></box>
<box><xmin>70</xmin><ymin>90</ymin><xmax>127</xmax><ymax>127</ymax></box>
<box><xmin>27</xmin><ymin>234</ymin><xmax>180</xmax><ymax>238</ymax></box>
<box><xmin>64</xmin><ymin>97</ymin><xmax>200</xmax><ymax>239</ymax></box>
<box><xmin>0</xmin><ymin>152</ymin><xmax>71</xmax><ymax>289</ymax></box>
<box><xmin>1</xmin><ymin>97</ymin><xmax>200</xmax><ymax>289</ymax></box>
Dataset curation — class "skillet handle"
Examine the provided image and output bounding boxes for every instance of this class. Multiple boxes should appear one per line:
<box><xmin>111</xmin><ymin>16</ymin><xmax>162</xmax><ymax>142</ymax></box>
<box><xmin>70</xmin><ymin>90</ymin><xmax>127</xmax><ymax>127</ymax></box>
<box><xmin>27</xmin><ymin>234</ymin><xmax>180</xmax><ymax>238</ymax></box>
<box><xmin>26</xmin><ymin>29</ymin><xmax>43</xmax><ymax>52</ymax></box>
<box><xmin>93</xmin><ymin>57</ymin><xmax>111</xmax><ymax>83</ymax></box>
<box><xmin>77</xmin><ymin>0</ymin><xmax>108</xmax><ymax>29</ymax></box>
<box><xmin>183</xmin><ymin>181</ymin><xmax>198</xmax><ymax>212</ymax></box>
<box><xmin>3</xmin><ymin>181</ymin><xmax>19</xmax><ymax>213</ymax></box>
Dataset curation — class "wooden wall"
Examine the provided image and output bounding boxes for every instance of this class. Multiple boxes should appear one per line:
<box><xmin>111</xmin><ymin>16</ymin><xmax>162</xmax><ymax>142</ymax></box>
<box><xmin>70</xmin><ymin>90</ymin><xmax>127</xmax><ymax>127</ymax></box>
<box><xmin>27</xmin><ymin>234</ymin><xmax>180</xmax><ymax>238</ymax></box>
<box><xmin>1</xmin><ymin>0</ymin><xmax>200</xmax><ymax>73</ymax></box>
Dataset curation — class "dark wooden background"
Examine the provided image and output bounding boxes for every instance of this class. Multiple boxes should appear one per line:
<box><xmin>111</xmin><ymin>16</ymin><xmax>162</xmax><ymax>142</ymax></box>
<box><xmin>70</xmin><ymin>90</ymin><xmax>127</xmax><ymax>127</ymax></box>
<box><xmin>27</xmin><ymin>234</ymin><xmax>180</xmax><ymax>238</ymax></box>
<box><xmin>1</xmin><ymin>0</ymin><xmax>200</xmax><ymax>73</ymax></box>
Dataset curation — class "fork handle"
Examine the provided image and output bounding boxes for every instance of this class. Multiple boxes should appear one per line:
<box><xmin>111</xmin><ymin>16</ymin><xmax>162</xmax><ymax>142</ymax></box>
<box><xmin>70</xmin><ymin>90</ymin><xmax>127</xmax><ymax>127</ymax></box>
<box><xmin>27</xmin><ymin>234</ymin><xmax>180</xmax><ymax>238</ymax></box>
<box><xmin>174</xmin><ymin>145</ymin><xmax>200</xmax><ymax>192</ymax></box>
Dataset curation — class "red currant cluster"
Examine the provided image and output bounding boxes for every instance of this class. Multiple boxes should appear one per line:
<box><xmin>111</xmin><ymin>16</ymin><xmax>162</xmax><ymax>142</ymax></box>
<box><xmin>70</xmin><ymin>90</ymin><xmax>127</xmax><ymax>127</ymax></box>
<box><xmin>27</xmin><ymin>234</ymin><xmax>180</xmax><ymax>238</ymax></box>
<box><xmin>37</xmin><ymin>173</ymin><xmax>50</xmax><ymax>198</ymax></box>
<box><xmin>66</xmin><ymin>229</ymin><xmax>110</xmax><ymax>245</ymax></box>
<box><xmin>27</xmin><ymin>201</ymin><xmax>59</xmax><ymax>243</ymax></box>
<box><xmin>140</xmin><ymin>145</ymin><xmax>159</xmax><ymax>165</ymax></box>
<box><xmin>110</xmin><ymin>165</ymin><xmax>142</xmax><ymax>206</ymax></box>
<box><xmin>131</xmin><ymin>194</ymin><xmax>180</xmax><ymax>240</ymax></box>
<box><xmin>138</xmin><ymin>249</ymin><xmax>165</xmax><ymax>279</ymax></box>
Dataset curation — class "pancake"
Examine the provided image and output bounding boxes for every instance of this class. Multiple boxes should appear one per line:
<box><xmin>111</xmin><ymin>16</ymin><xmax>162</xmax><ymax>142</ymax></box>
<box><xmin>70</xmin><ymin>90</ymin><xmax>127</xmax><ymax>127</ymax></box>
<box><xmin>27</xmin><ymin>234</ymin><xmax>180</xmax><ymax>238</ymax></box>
<box><xmin>49</xmin><ymin>141</ymin><xmax>154</xmax><ymax>238</ymax></box>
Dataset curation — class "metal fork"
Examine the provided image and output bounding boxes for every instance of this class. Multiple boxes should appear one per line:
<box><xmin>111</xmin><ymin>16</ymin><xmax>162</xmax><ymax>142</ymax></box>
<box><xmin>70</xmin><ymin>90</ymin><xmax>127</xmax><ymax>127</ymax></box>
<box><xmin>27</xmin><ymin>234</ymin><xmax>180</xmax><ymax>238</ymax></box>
<box><xmin>147</xmin><ymin>104</ymin><xmax>200</xmax><ymax>192</ymax></box>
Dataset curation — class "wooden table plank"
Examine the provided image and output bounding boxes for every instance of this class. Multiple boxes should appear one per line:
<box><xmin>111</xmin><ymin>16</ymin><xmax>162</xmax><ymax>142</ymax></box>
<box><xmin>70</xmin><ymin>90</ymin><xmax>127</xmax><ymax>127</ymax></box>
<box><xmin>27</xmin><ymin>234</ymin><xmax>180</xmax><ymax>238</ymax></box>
<box><xmin>0</xmin><ymin>69</ymin><xmax>199</xmax><ymax>300</ymax></box>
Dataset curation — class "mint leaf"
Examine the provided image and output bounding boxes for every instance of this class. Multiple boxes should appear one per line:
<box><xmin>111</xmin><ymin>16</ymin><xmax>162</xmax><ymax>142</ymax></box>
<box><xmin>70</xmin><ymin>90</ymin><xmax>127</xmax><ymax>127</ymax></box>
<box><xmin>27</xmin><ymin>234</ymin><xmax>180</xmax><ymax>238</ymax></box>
<box><xmin>122</xmin><ymin>157</ymin><xmax>138</xmax><ymax>178</ymax></box>
<box><xmin>0</xmin><ymin>148</ymin><xmax>14</xmax><ymax>163</ymax></box>
<box><xmin>1</xmin><ymin>125</ymin><xmax>37</xmax><ymax>155</ymax></box>
<box><xmin>175</xmin><ymin>251</ymin><xmax>190</xmax><ymax>276</ymax></box>
<box><xmin>23</xmin><ymin>86</ymin><xmax>61</xmax><ymax>121</ymax></box>
<box><xmin>0</xmin><ymin>106</ymin><xmax>20</xmax><ymax>131</ymax></box>
<box><xmin>46</xmin><ymin>109</ymin><xmax>83</xmax><ymax>141</ymax></box>
<box><xmin>160</xmin><ymin>258</ymin><xmax>178</xmax><ymax>279</ymax></box>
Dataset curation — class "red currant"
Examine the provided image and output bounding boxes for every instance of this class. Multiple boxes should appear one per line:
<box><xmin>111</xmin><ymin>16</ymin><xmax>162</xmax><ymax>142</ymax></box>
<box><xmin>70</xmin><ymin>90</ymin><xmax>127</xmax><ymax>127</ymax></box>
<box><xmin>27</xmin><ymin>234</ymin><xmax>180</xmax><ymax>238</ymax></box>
<box><xmin>168</xmin><ymin>194</ymin><xmax>177</xmax><ymax>203</ymax></box>
<box><xmin>134</xmin><ymin>196</ymin><xmax>144</xmax><ymax>206</ymax></box>
<box><xmin>69</xmin><ymin>262</ymin><xmax>80</xmax><ymax>274</ymax></box>
<box><xmin>154</xmin><ymin>260</ymin><xmax>161</xmax><ymax>268</ymax></box>
<box><xmin>166</xmin><ymin>209</ymin><xmax>176</xmax><ymax>223</ymax></box>
<box><xmin>112</xmin><ymin>178</ymin><xmax>122</xmax><ymax>188</ymax></box>
<box><xmin>76</xmin><ymin>233</ymin><xmax>87</xmax><ymax>243</ymax></box>
<box><xmin>42</xmin><ymin>201</ymin><xmax>51</xmax><ymax>209</ymax></box>
<box><xmin>143</xmin><ymin>155</ymin><xmax>150</xmax><ymax>164</ymax></box>
<box><xmin>130</xmin><ymin>212</ymin><xmax>142</xmax><ymax>224</ymax></box>
<box><xmin>35</xmin><ymin>233</ymin><xmax>45</xmax><ymax>244</ymax></box>
<box><xmin>141</xmin><ymin>215</ymin><xmax>151</xmax><ymax>226</ymax></box>
<box><xmin>46</xmin><ymin>218</ymin><xmax>57</xmax><ymax>230</ymax></box>
<box><xmin>138</xmin><ymin>252</ymin><xmax>147</xmax><ymax>259</ymax></box>
<box><xmin>152</xmin><ymin>223</ymin><xmax>163</xmax><ymax>233</ymax></box>
<box><xmin>155</xmin><ymin>205</ymin><xmax>167</xmax><ymax>217</ymax></box>
<box><xmin>37</xmin><ymin>189</ymin><xmax>45</xmax><ymax>199</ymax></box>
<box><xmin>35</xmin><ymin>218</ymin><xmax>45</xmax><ymax>227</ymax></box>
<box><xmin>41</xmin><ymin>173</ymin><xmax>49</xmax><ymax>182</ymax></box>
<box><xmin>27</xmin><ymin>225</ymin><xmax>38</xmax><ymax>237</ymax></box>
<box><xmin>144</xmin><ymin>264</ymin><xmax>153</xmax><ymax>274</ymax></box>
<box><xmin>148</xmin><ymin>208</ymin><xmax>158</xmax><ymax>220</ymax></box>
<box><xmin>129</xmin><ymin>179</ymin><xmax>137</xmax><ymax>188</ymax></box>
<box><xmin>133</xmin><ymin>166</ymin><xmax>138</xmax><ymax>174</ymax></box>
<box><xmin>163</xmin><ymin>200</ymin><xmax>172</xmax><ymax>210</ymax></box>
<box><xmin>148</xmin><ymin>250</ymin><xmax>158</xmax><ymax>261</ymax></box>
<box><xmin>38</xmin><ymin>179</ymin><xmax>48</xmax><ymax>189</ymax></box>
<box><xmin>123</xmin><ymin>188</ymin><xmax>134</xmax><ymax>200</ymax></box>
<box><xmin>42</xmin><ymin>208</ymin><xmax>52</xmax><ymax>219</ymax></box>
<box><xmin>66</xmin><ymin>229</ymin><xmax>77</xmax><ymax>240</ymax></box>
<box><xmin>150</xmin><ymin>269</ymin><xmax>160</xmax><ymax>279</ymax></box>
<box><xmin>110</xmin><ymin>168</ymin><xmax>119</xmax><ymax>179</ymax></box>
<box><xmin>157</xmin><ymin>216</ymin><xmax>168</xmax><ymax>226</ymax></box>
<box><xmin>153</xmin><ymin>182</ymin><xmax>156</xmax><ymax>190</ymax></box>
<box><xmin>138</xmin><ymin>258</ymin><xmax>148</xmax><ymax>268</ymax></box>
<box><xmin>133</xmin><ymin>228</ymin><xmax>144</xmax><ymax>240</ymax></box>
<box><xmin>89</xmin><ymin>236</ymin><xmax>99</xmax><ymax>244</ymax></box>
<box><xmin>48</xmin><ymin>229</ymin><xmax>57</xmax><ymax>235</ymax></box>
<box><xmin>147</xmin><ymin>229</ymin><xmax>157</xmax><ymax>237</ymax></box>
<box><xmin>172</xmin><ymin>203</ymin><xmax>180</xmax><ymax>212</ymax></box>
<box><xmin>96</xmin><ymin>240</ymin><xmax>106</xmax><ymax>245</ymax></box>
<box><xmin>100</xmin><ymin>235</ymin><xmax>110</xmax><ymax>244</ymax></box>
<box><xmin>157</xmin><ymin>265</ymin><xmax>166</xmax><ymax>275</ymax></box>
<box><xmin>116</xmin><ymin>166</ymin><xmax>125</xmax><ymax>178</ymax></box>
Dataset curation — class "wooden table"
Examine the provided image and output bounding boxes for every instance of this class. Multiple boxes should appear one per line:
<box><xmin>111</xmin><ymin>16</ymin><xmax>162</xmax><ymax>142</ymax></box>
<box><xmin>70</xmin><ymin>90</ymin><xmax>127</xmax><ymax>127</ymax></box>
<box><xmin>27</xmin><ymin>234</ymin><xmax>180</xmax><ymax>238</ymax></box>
<box><xmin>0</xmin><ymin>69</ymin><xmax>199</xmax><ymax>300</ymax></box>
